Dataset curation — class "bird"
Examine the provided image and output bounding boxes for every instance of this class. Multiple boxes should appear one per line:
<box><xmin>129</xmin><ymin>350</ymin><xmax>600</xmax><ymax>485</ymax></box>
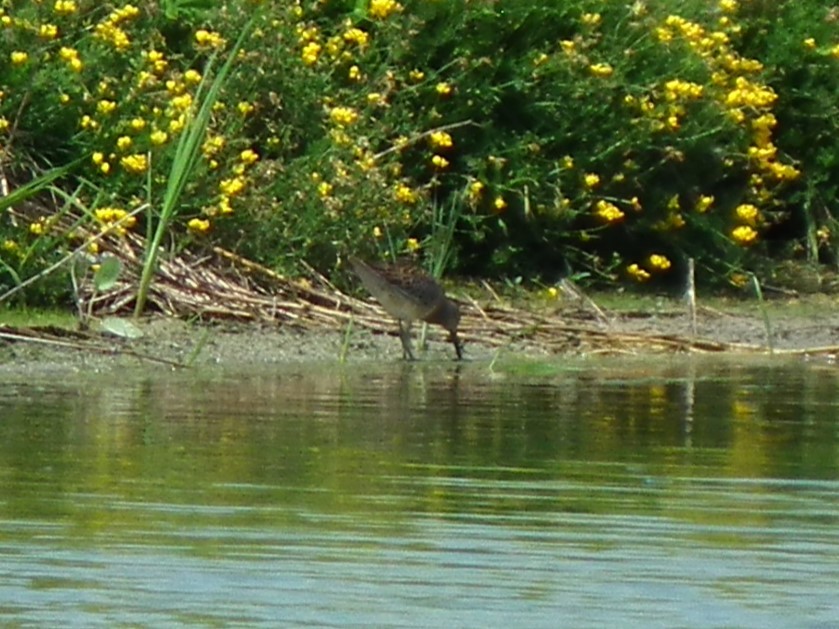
<box><xmin>349</xmin><ymin>256</ymin><xmax>463</xmax><ymax>360</ymax></box>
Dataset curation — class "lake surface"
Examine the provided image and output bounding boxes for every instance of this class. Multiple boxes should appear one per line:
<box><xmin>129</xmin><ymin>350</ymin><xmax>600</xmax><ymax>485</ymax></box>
<box><xmin>1</xmin><ymin>356</ymin><xmax>838</xmax><ymax>627</ymax></box>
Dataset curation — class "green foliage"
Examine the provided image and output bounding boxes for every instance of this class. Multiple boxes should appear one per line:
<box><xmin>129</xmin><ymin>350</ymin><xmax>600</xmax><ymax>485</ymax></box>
<box><xmin>2</xmin><ymin>0</ymin><xmax>839</xmax><ymax>306</ymax></box>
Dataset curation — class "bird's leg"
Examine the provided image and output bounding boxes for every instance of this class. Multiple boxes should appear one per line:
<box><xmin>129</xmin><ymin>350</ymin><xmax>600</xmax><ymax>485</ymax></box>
<box><xmin>450</xmin><ymin>331</ymin><xmax>464</xmax><ymax>360</ymax></box>
<box><xmin>398</xmin><ymin>320</ymin><xmax>416</xmax><ymax>360</ymax></box>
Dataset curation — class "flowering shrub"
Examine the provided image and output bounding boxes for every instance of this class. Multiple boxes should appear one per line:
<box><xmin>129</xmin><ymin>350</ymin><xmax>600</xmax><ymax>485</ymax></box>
<box><xmin>1</xmin><ymin>0</ymin><xmax>838</xmax><ymax>304</ymax></box>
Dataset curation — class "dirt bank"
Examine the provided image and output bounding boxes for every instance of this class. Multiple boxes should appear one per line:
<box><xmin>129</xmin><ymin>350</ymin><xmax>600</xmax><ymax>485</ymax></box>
<box><xmin>2</xmin><ymin>293</ymin><xmax>838</xmax><ymax>374</ymax></box>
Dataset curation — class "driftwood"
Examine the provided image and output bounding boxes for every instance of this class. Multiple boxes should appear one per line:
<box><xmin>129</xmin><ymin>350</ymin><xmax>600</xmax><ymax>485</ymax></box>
<box><xmin>66</xmin><ymin>230</ymin><xmax>760</xmax><ymax>356</ymax></box>
<box><xmin>4</xmin><ymin>223</ymin><xmax>837</xmax><ymax>359</ymax></box>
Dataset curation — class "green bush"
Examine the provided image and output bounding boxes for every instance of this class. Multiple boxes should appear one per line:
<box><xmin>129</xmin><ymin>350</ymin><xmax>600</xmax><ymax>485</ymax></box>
<box><xmin>2</xmin><ymin>0</ymin><xmax>839</xmax><ymax>306</ymax></box>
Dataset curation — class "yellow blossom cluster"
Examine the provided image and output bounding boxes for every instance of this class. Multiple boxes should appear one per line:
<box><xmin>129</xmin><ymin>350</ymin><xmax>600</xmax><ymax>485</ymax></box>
<box><xmin>429</xmin><ymin>131</ymin><xmax>453</xmax><ymax>149</ymax></box>
<box><xmin>188</xmin><ymin>218</ymin><xmax>211</xmax><ymax>234</ymax></box>
<box><xmin>53</xmin><ymin>0</ymin><xmax>77</xmax><ymax>16</ymax></box>
<box><xmin>329</xmin><ymin>106</ymin><xmax>358</xmax><ymax>127</ymax></box>
<box><xmin>627</xmin><ymin>264</ymin><xmax>651</xmax><ymax>282</ymax></box>
<box><xmin>594</xmin><ymin>200</ymin><xmax>624</xmax><ymax>223</ymax></box>
<box><xmin>94</xmin><ymin>4</ymin><xmax>140</xmax><ymax>51</ymax></box>
<box><xmin>663</xmin><ymin>79</ymin><xmax>703</xmax><ymax>101</ymax></box>
<box><xmin>194</xmin><ymin>29</ymin><xmax>226</xmax><ymax>50</ymax></box>
<box><xmin>627</xmin><ymin>254</ymin><xmax>671</xmax><ymax>282</ymax></box>
<box><xmin>120</xmin><ymin>153</ymin><xmax>148</xmax><ymax>174</ymax></box>
<box><xmin>648</xmin><ymin>254</ymin><xmax>671</xmax><ymax>271</ymax></box>
<box><xmin>369</xmin><ymin>0</ymin><xmax>402</xmax><ymax>20</ymax></box>
<box><xmin>94</xmin><ymin>207</ymin><xmax>137</xmax><ymax>236</ymax></box>
<box><xmin>201</xmin><ymin>148</ymin><xmax>261</xmax><ymax>219</ymax></box>
<box><xmin>394</xmin><ymin>183</ymin><xmax>418</xmax><ymax>204</ymax></box>
<box><xmin>729</xmin><ymin>203</ymin><xmax>760</xmax><ymax>246</ymax></box>
<box><xmin>589</xmin><ymin>63</ymin><xmax>613</xmax><ymax>78</ymax></box>
<box><xmin>731</xmin><ymin>225</ymin><xmax>758</xmax><ymax>245</ymax></box>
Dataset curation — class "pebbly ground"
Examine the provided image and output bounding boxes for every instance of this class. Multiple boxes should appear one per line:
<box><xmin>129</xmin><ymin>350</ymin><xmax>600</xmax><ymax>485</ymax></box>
<box><xmin>2</xmin><ymin>294</ymin><xmax>839</xmax><ymax>374</ymax></box>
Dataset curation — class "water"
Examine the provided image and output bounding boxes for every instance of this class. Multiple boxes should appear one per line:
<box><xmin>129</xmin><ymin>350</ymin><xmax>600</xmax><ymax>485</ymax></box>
<box><xmin>1</xmin><ymin>357</ymin><xmax>838</xmax><ymax>627</ymax></box>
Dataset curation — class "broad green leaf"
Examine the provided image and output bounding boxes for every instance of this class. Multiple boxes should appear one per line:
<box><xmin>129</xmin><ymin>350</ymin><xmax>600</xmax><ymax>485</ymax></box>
<box><xmin>94</xmin><ymin>256</ymin><xmax>122</xmax><ymax>291</ymax></box>
<box><xmin>98</xmin><ymin>316</ymin><xmax>144</xmax><ymax>339</ymax></box>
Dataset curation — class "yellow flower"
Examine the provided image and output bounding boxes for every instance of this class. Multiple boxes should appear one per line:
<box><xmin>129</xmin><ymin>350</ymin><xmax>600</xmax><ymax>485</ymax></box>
<box><xmin>116</xmin><ymin>136</ymin><xmax>132</xmax><ymax>151</ymax></box>
<box><xmin>803</xmin><ymin>37</ymin><xmax>816</xmax><ymax>50</ymax></box>
<box><xmin>10</xmin><ymin>51</ymin><xmax>28</xmax><ymax>65</ymax></box>
<box><xmin>735</xmin><ymin>203</ymin><xmax>759</xmax><ymax>225</ymax></box>
<box><xmin>394</xmin><ymin>184</ymin><xmax>418</xmax><ymax>204</ymax></box>
<box><xmin>429</xmin><ymin>131</ymin><xmax>453</xmax><ymax>149</ymax></box>
<box><xmin>731</xmin><ymin>225</ymin><xmax>758</xmax><ymax>245</ymax></box>
<box><xmin>627</xmin><ymin>263</ymin><xmax>651</xmax><ymax>282</ymax></box>
<box><xmin>188</xmin><ymin>218</ymin><xmax>211</xmax><ymax>234</ymax></box>
<box><xmin>202</xmin><ymin>135</ymin><xmax>225</xmax><ymax>156</ymax></box>
<box><xmin>373</xmin><ymin>226</ymin><xmax>383</xmax><ymax>239</ymax></box>
<box><xmin>584</xmin><ymin>173</ymin><xmax>600</xmax><ymax>189</ymax></box>
<box><xmin>581</xmin><ymin>12</ymin><xmax>602</xmax><ymax>26</ymax></box>
<box><xmin>150</xmin><ymin>130</ymin><xmax>168</xmax><ymax>145</ymax></box>
<box><xmin>301</xmin><ymin>41</ymin><xmax>321</xmax><ymax>65</ymax></box>
<box><xmin>546</xmin><ymin>286</ymin><xmax>559</xmax><ymax>299</ymax></box>
<box><xmin>219</xmin><ymin>176</ymin><xmax>246</xmax><ymax>196</ymax></box>
<box><xmin>318</xmin><ymin>182</ymin><xmax>333</xmax><ymax>197</ymax></box>
<box><xmin>648</xmin><ymin>254</ymin><xmax>671</xmax><ymax>271</ymax></box>
<box><xmin>145</xmin><ymin>50</ymin><xmax>167</xmax><ymax>74</ymax></box>
<box><xmin>237</xmin><ymin>101</ymin><xmax>254</xmax><ymax>116</ymax></box>
<box><xmin>240</xmin><ymin>149</ymin><xmax>259</xmax><ymax>165</ymax></box>
<box><xmin>97</xmin><ymin>100</ymin><xmax>117</xmax><ymax>115</ymax></box>
<box><xmin>0</xmin><ymin>117</ymin><xmax>9</xmax><ymax>132</ymax></box>
<box><xmin>2</xmin><ymin>239</ymin><xmax>19</xmax><ymax>253</ymax></box>
<box><xmin>718</xmin><ymin>0</ymin><xmax>738</xmax><ymax>13</ymax></box>
<box><xmin>94</xmin><ymin>207</ymin><xmax>136</xmax><ymax>235</ymax></box>
<box><xmin>493</xmin><ymin>196</ymin><xmax>507</xmax><ymax>212</ymax></box>
<box><xmin>369</xmin><ymin>0</ymin><xmax>402</xmax><ymax>19</ymax></box>
<box><xmin>170</xmin><ymin>93</ymin><xmax>193</xmax><ymax>111</ymax></box>
<box><xmin>435</xmin><ymin>82</ymin><xmax>453</xmax><ymax>96</ymax></box>
<box><xmin>80</xmin><ymin>115</ymin><xmax>98</xmax><ymax>130</ymax></box>
<box><xmin>831</xmin><ymin>44</ymin><xmax>839</xmax><ymax>59</ymax></box>
<box><xmin>130</xmin><ymin>117</ymin><xmax>146</xmax><ymax>132</ymax></box>
<box><xmin>95</xmin><ymin>21</ymin><xmax>131</xmax><ymax>50</ymax></box>
<box><xmin>560</xmin><ymin>40</ymin><xmax>576</xmax><ymax>55</ymax></box>
<box><xmin>431</xmin><ymin>155</ymin><xmax>449</xmax><ymax>169</ymax></box>
<box><xmin>343</xmin><ymin>27</ymin><xmax>369</xmax><ymax>47</ymax></box>
<box><xmin>184</xmin><ymin>69</ymin><xmax>202</xmax><ymax>84</ymax></box>
<box><xmin>406</xmin><ymin>238</ymin><xmax>420</xmax><ymax>252</ymax></box>
<box><xmin>409</xmin><ymin>69</ymin><xmax>425</xmax><ymax>82</ymax></box>
<box><xmin>53</xmin><ymin>0</ymin><xmax>77</xmax><ymax>15</ymax></box>
<box><xmin>39</xmin><ymin>24</ymin><xmax>59</xmax><ymax>39</ymax></box>
<box><xmin>120</xmin><ymin>153</ymin><xmax>148</xmax><ymax>174</ymax></box>
<box><xmin>768</xmin><ymin>162</ymin><xmax>800</xmax><ymax>181</ymax></box>
<box><xmin>589</xmin><ymin>63</ymin><xmax>613</xmax><ymax>78</ymax></box>
<box><xmin>348</xmin><ymin>65</ymin><xmax>361</xmax><ymax>81</ymax></box>
<box><xmin>329</xmin><ymin>106</ymin><xmax>358</xmax><ymax>126</ymax></box>
<box><xmin>468</xmin><ymin>180</ymin><xmax>485</xmax><ymax>200</ymax></box>
<box><xmin>168</xmin><ymin>114</ymin><xmax>186</xmax><ymax>133</ymax></box>
<box><xmin>366</xmin><ymin>92</ymin><xmax>386</xmax><ymax>106</ymax></box>
<box><xmin>195</xmin><ymin>29</ymin><xmax>226</xmax><ymax>49</ymax></box>
<box><xmin>594</xmin><ymin>200</ymin><xmax>625</xmax><ymax>223</ymax></box>
<box><xmin>695</xmin><ymin>195</ymin><xmax>715</xmax><ymax>213</ymax></box>
<box><xmin>30</xmin><ymin>221</ymin><xmax>46</xmax><ymax>236</ymax></box>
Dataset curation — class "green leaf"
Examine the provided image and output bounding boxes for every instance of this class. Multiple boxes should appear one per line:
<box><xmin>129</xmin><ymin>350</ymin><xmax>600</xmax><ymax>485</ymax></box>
<box><xmin>98</xmin><ymin>316</ymin><xmax>144</xmax><ymax>339</ymax></box>
<box><xmin>93</xmin><ymin>256</ymin><xmax>122</xmax><ymax>291</ymax></box>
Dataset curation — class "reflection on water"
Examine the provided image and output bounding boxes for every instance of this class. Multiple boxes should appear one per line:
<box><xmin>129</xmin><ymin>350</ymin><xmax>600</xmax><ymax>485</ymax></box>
<box><xmin>1</xmin><ymin>357</ymin><xmax>838</xmax><ymax>627</ymax></box>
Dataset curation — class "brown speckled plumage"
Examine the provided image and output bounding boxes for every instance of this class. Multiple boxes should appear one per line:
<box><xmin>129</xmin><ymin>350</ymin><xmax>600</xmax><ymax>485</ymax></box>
<box><xmin>349</xmin><ymin>256</ymin><xmax>463</xmax><ymax>360</ymax></box>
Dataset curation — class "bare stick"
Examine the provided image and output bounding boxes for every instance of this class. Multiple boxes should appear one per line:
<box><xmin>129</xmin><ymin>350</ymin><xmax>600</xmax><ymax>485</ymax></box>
<box><xmin>686</xmin><ymin>258</ymin><xmax>697</xmax><ymax>337</ymax></box>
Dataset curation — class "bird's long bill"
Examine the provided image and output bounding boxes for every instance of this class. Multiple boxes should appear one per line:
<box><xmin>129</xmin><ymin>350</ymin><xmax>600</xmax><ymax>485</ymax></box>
<box><xmin>451</xmin><ymin>331</ymin><xmax>464</xmax><ymax>360</ymax></box>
